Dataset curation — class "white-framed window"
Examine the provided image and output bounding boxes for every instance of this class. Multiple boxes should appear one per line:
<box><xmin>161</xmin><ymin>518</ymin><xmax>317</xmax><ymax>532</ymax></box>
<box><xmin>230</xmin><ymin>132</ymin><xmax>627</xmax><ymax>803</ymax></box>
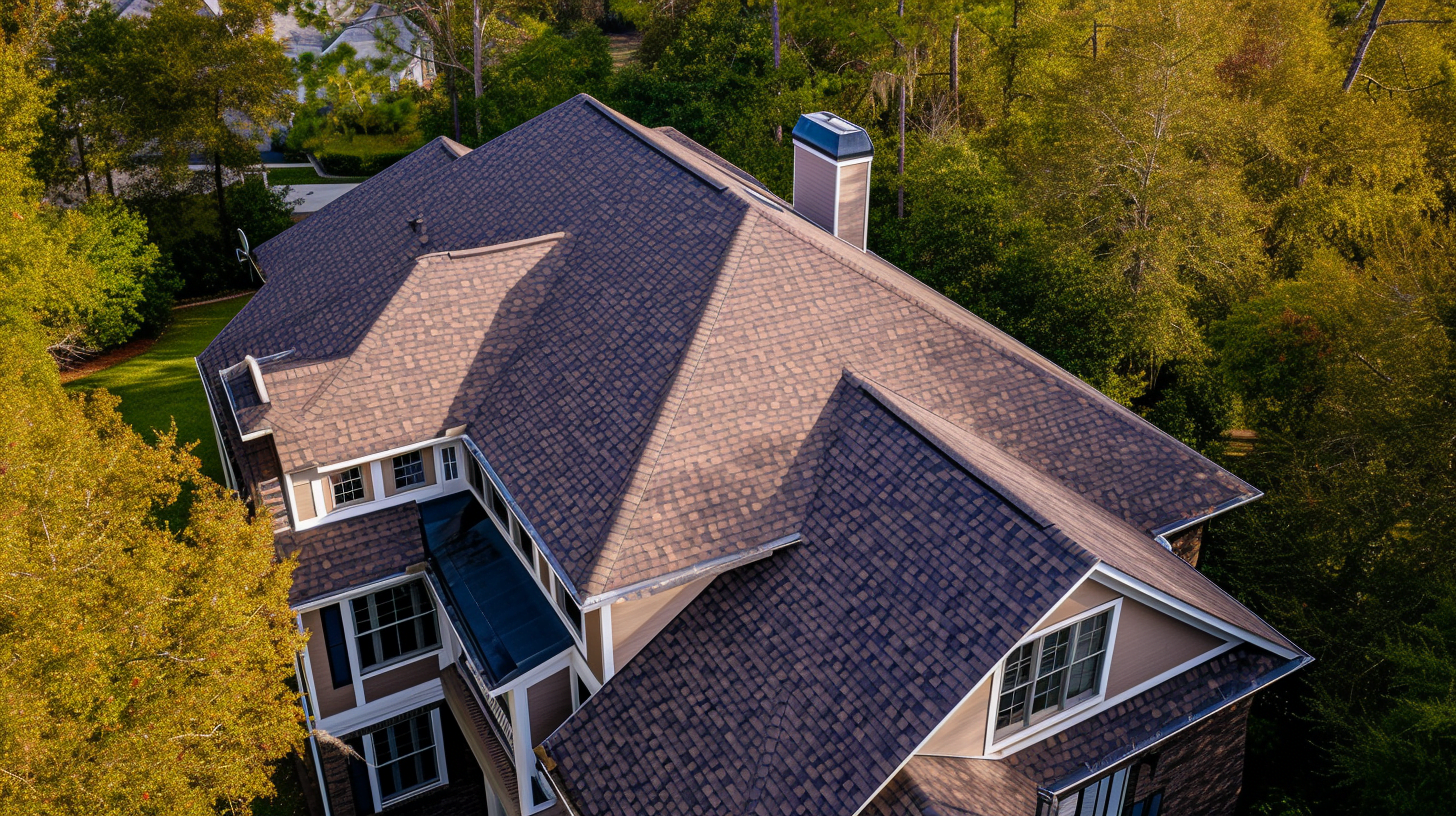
<box><xmin>1052</xmin><ymin>764</ymin><xmax>1130</xmax><ymax>816</ymax></box>
<box><xmin>392</xmin><ymin>450</ymin><xmax>426</xmax><ymax>490</ymax></box>
<box><xmin>331</xmin><ymin>466</ymin><xmax>367</xmax><ymax>506</ymax></box>
<box><xmin>555</xmin><ymin>580</ymin><xmax>583</xmax><ymax>636</ymax></box>
<box><xmin>440</xmin><ymin>446</ymin><xmax>459</xmax><ymax>481</ymax></box>
<box><xmin>368</xmin><ymin>709</ymin><xmax>446</xmax><ymax>804</ymax></box>
<box><xmin>352</xmin><ymin>580</ymin><xmax>440</xmax><ymax>673</ymax></box>
<box><xmin>995</xmin><ymin>610</ymin><xmax>1111</xmax><ymax>739</ymax></box>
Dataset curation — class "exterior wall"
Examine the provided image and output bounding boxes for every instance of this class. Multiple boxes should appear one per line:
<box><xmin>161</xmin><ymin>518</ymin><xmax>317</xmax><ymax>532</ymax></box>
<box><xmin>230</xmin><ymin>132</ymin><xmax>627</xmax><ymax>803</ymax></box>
<box><xmin>836</xmin><ymin>160</ymin><xmax>870</xmax><ymax>250</ymax></box>
<box><xmin>1106</xmin><ymin>598</ymin><xmax>1226</xmax><ymax>698</ymax></box>
<box><xmin>302</xmin><ymin>607</ymin><xmax>357</xmax><ymax>718</ymax></box>
<box><xmin>528</xmin><ymin>667</ymin><xmax>573</xmax><ymax>746</ymax></box>
<box><xmin>792</xmin><ymin>144</ymin><xmax>838</xmax><ymax>233</ymax></box>
<box><xmin>1032</xmin><ymin>580</ymin><xmax>1119</xmax><ymax>634</ymax></box>
<box><xmin>584</xmin><ymin>608</ymin><xmax>605</xmax><ymax>682</ymax></box>
<box><xmin>381</xmin><ymin>450</ymin><xmax>437</xmax><ymax>498</ymax></box>
<box><xmin>1121</xmin><ymin>699</ymin><xmax>1252</xmax><ymax>816</ymax></box>
<box><xmin>293</xmin><ymin>477</ymin><xmax>317</xmax><ymax>521</ymax></box>
<box><xmin>919</xmin><ymin>675</ymin><xmax>992</xmax><ymax>756</ymax></box>
<box><xmin>611</xmin><ymin>575</ymin><xmax>715</xmax><ymax>673</ymax></box>
<box><xmin>363</xmin><ymin>655</ymin><xmax>443</xmax><ymax>702</ymax></box>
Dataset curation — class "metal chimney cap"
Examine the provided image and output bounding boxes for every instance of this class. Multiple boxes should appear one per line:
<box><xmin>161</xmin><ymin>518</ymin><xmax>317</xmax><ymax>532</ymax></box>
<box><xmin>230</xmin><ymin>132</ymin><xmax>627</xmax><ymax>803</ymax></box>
<box><xmin>791</xmin><ymin>112</ymin><xmax>874</xmax><ymax>161</ymax></box>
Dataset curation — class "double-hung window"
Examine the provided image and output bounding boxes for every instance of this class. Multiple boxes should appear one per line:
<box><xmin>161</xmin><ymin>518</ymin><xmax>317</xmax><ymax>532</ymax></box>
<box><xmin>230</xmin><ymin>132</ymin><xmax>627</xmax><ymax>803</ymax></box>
<box><xmin>352</xmin><ymin>580</ymin><xmax>440</xmax><ymax>672</ymax></box>
<box><xmin>1051</xmin><ymin>765</ymin><xmax>1130</xmax><ymax>816</ymax></box>
<box><xmin>392</xmin><ymin>451</ymin><xmax>426</xmax><ymax>490</ymax></box>
<box><xmin>996</xmin><ymin>611</ymin><xmax>1110</xmax><ymax>738</ymax></box>
<box><xmin>331</xmin><ymin>466</ymin><xmax>367</xmax><ymax>506</ymax></box>
<box><xmin>440</xmin><ymin>446</ymin><xmax>459</xmax><ymax>481</ymax></box>
<box><xmin>370</xmin><ymin>711</ymin><xmax>440</xmax><ymax>802</ymax></box>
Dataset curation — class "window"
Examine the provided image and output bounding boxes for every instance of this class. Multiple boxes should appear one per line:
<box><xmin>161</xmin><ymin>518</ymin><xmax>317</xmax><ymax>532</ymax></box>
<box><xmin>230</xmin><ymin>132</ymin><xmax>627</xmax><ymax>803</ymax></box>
<box><xmin>467</xmin><ymin>453</ymin><xmax>484</xmax><ymax>494</ymax></box>
<box><xmin>555</xmin><ymin>579</ymin><xmax>583</xmax><ymax>635</ymax></box>
<box><xmin>331</xmin><ymin>466</ymin><xmax>367</xmax><ymax>506</ymax></box>
<box><xmin>1053</xmin><ymin>765</ymin><xmax>1129</xmax><ymax>816</ymax></box>
<box><xmin>440</xmin><ymin>446</ymin><xmax>459</xmax><ymax>481</ymax></box>
<box><xmin>513</xmin><ymin>520</ymin><xmax>534</xmax><ymax>563</ymax></box>
<box><xmin>1127</xmin><ymin>791</ymin><xmax>1163</xmax><ymax>816</ymax></box>
<box><xmin>487</xmin><ymin>479</ymin><xmax>509</xmax><ymax>525</ymax></box>
<box><xmin>392</xmin><ymin>450</ymin><xmax>425</xmax><ymax>490</ymax></box>
<box><xmin>996</xmin><ymin>611</ymin><xmax>1110</xmax><ymax>737</ymax></box>
<box><xmin>319</xmin><ymin>604</ymin><xmax>352</xmax><ymax>688</ymax></box>
<box><xmin>351</xmin><ymin>581</ymin><xmax>440</xmax><ymax>672</ymax></box>
<box><xmin>371</xmin><ymin>712</ymin><xmax>440</xmax><ymax>802</ymax></box>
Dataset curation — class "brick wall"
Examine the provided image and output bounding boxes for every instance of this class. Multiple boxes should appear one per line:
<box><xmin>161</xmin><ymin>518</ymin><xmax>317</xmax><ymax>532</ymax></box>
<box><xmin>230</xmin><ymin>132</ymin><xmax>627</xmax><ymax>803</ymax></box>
<box><xmin>1124</xmin><ymin>700</ymin><xmax>1252</xmax><ymax>816</ymax></box>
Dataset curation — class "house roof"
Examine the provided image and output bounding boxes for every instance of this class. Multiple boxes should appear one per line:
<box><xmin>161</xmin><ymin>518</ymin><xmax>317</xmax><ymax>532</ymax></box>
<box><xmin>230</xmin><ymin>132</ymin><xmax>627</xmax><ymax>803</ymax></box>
<box><xmin>542</xmin><ymin>381</ymin><xmax>1096</xmax><ymax>816</ymax></box>
<box><xmin>280</xmin><ymin>501</ymin><xmax>426</xmax><ymax>606</ymax></box>
<box><xmin>198</xmin><ymin>95</ymin><xmax>1264</xmax><ymax>613</ymax></box>
<box><xmin>862</xmin><ymin>757</ymin><xmax>1039</xmax><ymax>816</ymax></box>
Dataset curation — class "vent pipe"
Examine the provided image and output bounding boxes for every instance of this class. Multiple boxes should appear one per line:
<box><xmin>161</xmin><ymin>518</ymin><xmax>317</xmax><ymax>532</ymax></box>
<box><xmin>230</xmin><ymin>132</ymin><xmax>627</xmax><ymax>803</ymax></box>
<box><xmin>791</xmin><ymin>112</ymin><xmax>874</xmax><ymax>251</ymax></box>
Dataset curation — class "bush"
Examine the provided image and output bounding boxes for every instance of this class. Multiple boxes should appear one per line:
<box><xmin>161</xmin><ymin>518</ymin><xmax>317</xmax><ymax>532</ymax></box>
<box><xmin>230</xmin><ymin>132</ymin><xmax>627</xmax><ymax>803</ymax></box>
<box><xmin>313</xmin><ymin>134</ymin><xmax>421</xmax><ymax>175</ymax></box>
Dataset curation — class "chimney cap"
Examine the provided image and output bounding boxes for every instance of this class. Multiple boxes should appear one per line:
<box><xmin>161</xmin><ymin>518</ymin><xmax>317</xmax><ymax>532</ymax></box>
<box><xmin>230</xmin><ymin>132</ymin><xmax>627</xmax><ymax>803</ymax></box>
<box><xmin>792</xmin><ymin>112</ymin><xmax>874</xmax><ymax>161</ymax></box>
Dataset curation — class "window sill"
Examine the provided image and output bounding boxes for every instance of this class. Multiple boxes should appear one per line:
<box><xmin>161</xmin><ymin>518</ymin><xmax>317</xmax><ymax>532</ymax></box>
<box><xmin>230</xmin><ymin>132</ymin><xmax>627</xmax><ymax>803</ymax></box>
<box><xmin>380</xmin><ymin>779</ymin><xmax>447</xmax><ymax>811</ymax></box>
<box><xmin>988</xmin><ymin>693</ymin><xmax>1105</xmax><ymax>754</ymax></box>
<box><xmin>357</xmin><ymin>646</ymin><xmax>444</xmax><ymax>681</ymax></box>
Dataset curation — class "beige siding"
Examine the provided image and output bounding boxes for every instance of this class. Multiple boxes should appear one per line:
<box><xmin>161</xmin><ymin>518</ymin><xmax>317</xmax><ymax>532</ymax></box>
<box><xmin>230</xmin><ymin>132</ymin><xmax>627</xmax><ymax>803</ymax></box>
<box><xmin>1033</xmin><ymin>580</ymin><xmax>1120</xmax><ymax>634</ymax></box>
<box><xmin>585</xmin><ymin>608</ymin><xmax>605</xmax><ymax>682</ymax></box>
<box><xmin>292</xmin><ymin>477</ymin><xmax>317</xmax><ymax>522</ymax></box>
<box><xmin>919</xmin><ymin>675</ymin><xmax>992</xmax><ymax>757</ymax></box>
<box><xmin>836</xmin><ymin>161</ymin><xmax>870</xmax><ymax>250</ymax></box>
<box><xmin>362</xmin><ymin>654</ymin><xmax>442</xmax><ymax>702</ymax></box>
<box><xmin>611</xmin><ymin>576</ymin><xmax>715</xmax><ymax>672</ymax></box>
<box><xmin>1106</xmin><ymin>598</ymin><xmax>1226</xmax><ymax>697</ymax></box>
<box><xmin>528</xmin><ymin>667</ymin><xmax>572</xmax><ymax>746</ymax></box>
<box><xmin>301</xmin><ymin>608</ymin><xmax>356</xmax><ymax>718</ymax></box>
<box><xmin>793</xmin><ymin>145</ymin><xmax>838</xmax><ymax>233</ymax></box>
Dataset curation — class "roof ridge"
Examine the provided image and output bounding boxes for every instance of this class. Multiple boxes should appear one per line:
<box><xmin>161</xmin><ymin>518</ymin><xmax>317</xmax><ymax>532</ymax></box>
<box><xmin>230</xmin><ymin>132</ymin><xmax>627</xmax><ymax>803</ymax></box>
<box><xmin>583</xmin><ymin>208</ymin><xmax>763</xmax><ymax>596</ymax></box>
<box><xmin>746</xmin><ymin>209</ymin><xmax>1258</xmax><ymax>526</ymax></box>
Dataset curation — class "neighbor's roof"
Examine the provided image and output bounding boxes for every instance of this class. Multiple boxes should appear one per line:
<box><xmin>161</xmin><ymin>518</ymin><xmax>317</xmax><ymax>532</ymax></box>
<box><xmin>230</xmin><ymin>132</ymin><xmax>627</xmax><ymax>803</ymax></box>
<box><xmin>197</xmin><ymin>95</ymin><xmax>1262</xmax><ymax>612</ymax></box>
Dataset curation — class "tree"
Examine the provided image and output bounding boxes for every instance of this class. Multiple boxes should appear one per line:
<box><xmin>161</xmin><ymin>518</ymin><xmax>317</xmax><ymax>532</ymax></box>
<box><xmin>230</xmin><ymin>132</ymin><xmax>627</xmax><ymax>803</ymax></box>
<box><xmin>0</xmin><ymin>333</ymin><xmax>303</xmax><ymax>816</ymax></box>
<box><xmin>130</xmin><ymin>0</ymin><xmax>294</xmax><ymax>235</ymax></box>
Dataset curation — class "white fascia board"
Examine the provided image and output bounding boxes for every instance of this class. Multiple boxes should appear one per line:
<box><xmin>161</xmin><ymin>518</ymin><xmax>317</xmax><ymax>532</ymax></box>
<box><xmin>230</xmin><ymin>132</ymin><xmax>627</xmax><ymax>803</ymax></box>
<box><xmin>314</xmin><ymin>677</ymin><xmax>445</xmax><ymax>738</ymax></box>
<box><xmin>317</xmin><ymin>432</ymin><xmax>461</xmax><ymax>475</ymax></box>
<box><xmin>1091</xmin><ymin>563</ymin><xmax>1298</xmax><ymax>660</ymax></box>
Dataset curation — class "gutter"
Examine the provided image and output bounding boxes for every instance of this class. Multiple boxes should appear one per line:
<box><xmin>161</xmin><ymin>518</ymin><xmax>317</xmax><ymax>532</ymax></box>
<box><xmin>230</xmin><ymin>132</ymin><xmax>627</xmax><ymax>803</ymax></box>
<box><xmin>1150</xmin><ymin>489</ymin><xmax>1264</xmax><ymax>552</ymax></box>
<box><xmin>1039</xmin><ymin>653</ymin><xmax>1313</xmax><ymax>798</ymax></box>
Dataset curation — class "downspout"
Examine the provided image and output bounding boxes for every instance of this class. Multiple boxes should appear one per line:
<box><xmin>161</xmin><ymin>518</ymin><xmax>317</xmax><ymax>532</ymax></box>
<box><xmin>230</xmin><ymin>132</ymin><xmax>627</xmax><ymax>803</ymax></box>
<box><xmin>295</xmin><ymin>615</ymin><xmax>334</xmax><ymax>816</ymax></box>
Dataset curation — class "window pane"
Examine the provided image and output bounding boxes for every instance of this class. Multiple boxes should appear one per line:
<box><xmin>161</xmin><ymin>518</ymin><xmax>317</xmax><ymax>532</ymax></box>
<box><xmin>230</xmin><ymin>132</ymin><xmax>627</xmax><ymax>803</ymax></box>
<box><xmin>440</xmin><ymin>447</ymin><xmax>459</xmax><ymax>481</ymax></box>
<box><xmin>332</xmin><ymin>467</ymin><xmax>366</xmax><ymax>505</ymax></box>
<box><xmin>1003</xmin><ymin>643</ymin><xmax>1035</xmax><ymax>689</ymax></box>
<box><xmin>488</xmin><ymin>481</ymin><xmax>509</xmax><ymax>522</ymax></box>
<box><xmin>393</xmin><ymin>451</ymin><xmax>425</xmax><ymax>489</ymax></box>
<box><xmin>1066</xmin><ymin>654</ymin><xmax>1104</xmax><ymax>698</ymax></box>
<box><xmin>353</xmin><ymin>581</ymin><xmax>438</xmax><ymax>671</ymax></box>
<box><xmin>1073</xmin><ymin>613</ymin><xmax>1109</xmax><ymax>662</ymax></box>
<box><xmin>996</xmin><ymin>684</ymin><xmax>1029</xmax><ymax>729</ymax></box>
<box><xmin>372</xmin><ymin>713</ymin><xmax>438</xmax><ymax>802</ymax></box>
<box><xmin>1032</xmin><ymin>668</ymin><xmax>1067</xmax><ymax>714</ymax></box>
<box><xmin>1038</xmin><ymin>628</ymin><xmax>1072</xmax><ymax>677</ymax></box>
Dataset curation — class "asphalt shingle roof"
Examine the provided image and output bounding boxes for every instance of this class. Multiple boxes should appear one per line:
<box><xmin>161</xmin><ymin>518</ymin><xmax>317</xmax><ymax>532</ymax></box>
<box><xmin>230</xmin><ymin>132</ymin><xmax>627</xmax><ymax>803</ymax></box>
<box><xmin>542</xmin><ymin>381</ymin><xmax>1095</xmax><ymax>816</ymax></box>
<box><xmin>199</xmin><ymin>96</ymin><xmax>1263</xmax><ymax>613</ymax></box>
<box><xmin>862</xmin><ymin>757</ymin><xmax>1039</xmax><ymax>816</ymax></box>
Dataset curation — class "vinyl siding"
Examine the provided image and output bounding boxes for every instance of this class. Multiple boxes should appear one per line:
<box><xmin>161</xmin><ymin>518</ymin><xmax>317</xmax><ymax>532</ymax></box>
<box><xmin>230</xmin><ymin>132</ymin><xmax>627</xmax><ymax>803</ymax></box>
<box><xmin>919</xmin><ymin>676</ymin><xmax>993</xmax><ymax>756</ymax></box>
<box><xmin>1106</xmin><ymin>598</ymin><xmax>1227</xmax><ymax>697</ymax></box>
<box><xmin>362</xmin><ymin>652</ymin><xmax>442</xmax><ymax>702</ymax></box>
<box><xmin>611</xmin><ymin>576</ymin><xmax>715</xmax><ymax>672</ymax></box>
<box><xmin>528</xmin><ymin>667</ymin><xmax>572</xmax><ymax>746</ymax></box>
<box><xmin>793</xmin><ymin>144</ymin><xmax>838</xmax><ymax>233</ymax></box>
<box><xmin>836</xmin><ymin>161</ymin><xmax>870</xmax><ymax>250</ymax></box>
<box><xmin>302</xmin><ymin>608</ymin><xmax>356</xmax><ymax>718</ymax></box>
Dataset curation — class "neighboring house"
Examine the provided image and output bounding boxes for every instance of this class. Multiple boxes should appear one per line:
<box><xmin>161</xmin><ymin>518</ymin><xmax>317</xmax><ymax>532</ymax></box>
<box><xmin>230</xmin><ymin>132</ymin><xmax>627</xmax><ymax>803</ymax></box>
<box><xmin>299</xmin><ymin>3</ymin><xmax>433</xmax><ymax>91</ymax></box>
<box><xmin>197</xmin><ymin>97</ymin><xmax>1309</xmax><ymax>816</ymax></box>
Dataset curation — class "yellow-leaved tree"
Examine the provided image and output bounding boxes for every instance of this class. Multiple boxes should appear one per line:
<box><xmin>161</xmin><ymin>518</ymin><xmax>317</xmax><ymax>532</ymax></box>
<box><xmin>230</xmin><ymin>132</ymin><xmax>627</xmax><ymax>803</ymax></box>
<box><xmin>0</xmin><ymin>35</ymin><xmax>303</xmax><ymax>816</ymax></box>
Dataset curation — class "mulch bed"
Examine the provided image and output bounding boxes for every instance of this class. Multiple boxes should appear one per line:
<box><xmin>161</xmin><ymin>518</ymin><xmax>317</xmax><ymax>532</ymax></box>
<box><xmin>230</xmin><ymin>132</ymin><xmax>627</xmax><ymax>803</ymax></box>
<box><xmin>60</xmin><ymin>336</ymin><xmax>159</xmax><ymax>383</ymax></box>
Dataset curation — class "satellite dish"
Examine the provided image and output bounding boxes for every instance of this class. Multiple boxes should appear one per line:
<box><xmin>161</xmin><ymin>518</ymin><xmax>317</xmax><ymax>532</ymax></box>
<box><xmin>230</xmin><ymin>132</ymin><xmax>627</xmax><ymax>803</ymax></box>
<box><xmin>237</xmin><ymin>228</ymin><xmax>250</xmax><ymax>255</ymax></box>
<box><xmin>236</xmin><ymin>248</ymin><xmax>249</xmax><ymax>264</ymax></box>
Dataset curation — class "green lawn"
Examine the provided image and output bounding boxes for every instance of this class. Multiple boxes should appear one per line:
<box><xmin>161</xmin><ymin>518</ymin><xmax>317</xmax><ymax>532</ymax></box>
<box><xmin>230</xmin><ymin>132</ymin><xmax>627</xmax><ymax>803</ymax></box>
<box><xmin>67</xmin><ymin>295</ymin><xmax>252</xmax><ymax>484</ymax></box>
<box><xmin>267</xmin><ymin>166</ymin><xmax>369</xmax><ymax>185</ymax></box>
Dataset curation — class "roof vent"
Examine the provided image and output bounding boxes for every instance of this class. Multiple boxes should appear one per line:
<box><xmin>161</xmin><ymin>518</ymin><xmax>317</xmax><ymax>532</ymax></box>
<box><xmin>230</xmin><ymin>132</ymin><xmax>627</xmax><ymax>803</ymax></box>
<box><xmin>791</xmin><ymin>112</ymin><xmax>874</xmax><ymax>251</ymax></box>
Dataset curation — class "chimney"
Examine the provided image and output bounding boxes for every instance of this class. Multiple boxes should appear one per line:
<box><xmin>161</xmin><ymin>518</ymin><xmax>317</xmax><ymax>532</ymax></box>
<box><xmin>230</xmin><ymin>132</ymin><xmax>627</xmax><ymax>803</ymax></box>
<box><xmin>791</xmin><ymin>112</ymin><xmax>874</xmax><ymax>251</ymax></box>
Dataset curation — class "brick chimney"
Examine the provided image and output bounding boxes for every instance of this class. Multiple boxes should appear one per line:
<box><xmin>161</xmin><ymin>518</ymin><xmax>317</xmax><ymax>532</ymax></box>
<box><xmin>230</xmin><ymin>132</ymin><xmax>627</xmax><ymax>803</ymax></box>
<box><xmin>791</xmin><ymin>112</ymin><xmax>874</xmax><ymax>251</ymax></box>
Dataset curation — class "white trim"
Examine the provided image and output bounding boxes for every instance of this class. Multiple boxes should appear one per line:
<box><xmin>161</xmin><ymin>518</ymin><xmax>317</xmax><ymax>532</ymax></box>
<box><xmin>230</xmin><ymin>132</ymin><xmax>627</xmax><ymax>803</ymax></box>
<box><xmin>511</xmin><ymin>679</ymin><xmax>534</xmax><ymax>815</ymax></box>
<box><xmin>318</xmin><ymin>434</ymin><xmax>456</xmax><ymax>475</ymax></box>
<box><xmin>295</xmin><ymin>570</ymin><xmax>423</xmax><ymax>614</ymax></box>
<box><xmin>195</xmin><ymin>357</ymin><xmax>236</xmax><ymax>492</ymax></box>
<box><xmin>296</xmin><ymin>467</ymin><xmax>468</xmax><ymax>532</ymax></box>
<box><xmin>244</xmin><ymin>354</ymin><xmax>270</xmax><ymax>403</ymax></box>
<box><xmin>1091</xmin><ymin>564</ymin><xmax>1297</xmax><ymax>659</ymax></box>
<box><xmin>314</xmin><ymin>677</ymin><xmax>445</xmax><ymax>738</ymax></box>
<box><xmin>363</xmin><ymin>722</ymin><xmax>383</xmax><ymax>812</ymax></box>
<box><xmin>311</xmin><ymin>478</ymin><xmax>327</xmax><ymax>521</ymax></box>
<box><xmin>599</xmin><ymin>602</ymin><xmax>615</xmax><ymax>683</ymax></box>
<box><xmin>356</xmin><ymin>644</ymin><xmax>445</xmax><ymax>682</ymax></box>
<box><xmin>368</xmin><ymin>708</ymin><xmax>450</xmax><ymax>809</ymax></box>
<box><xmin>341</xmin><ymin>594</ymin><xmax>367</xmax><ymax>708</ymax></box>
<box><xmin>982</xmin><ymin>599</ymin><xmax>1123</xmax><ymax>756</ymax></box>
<box><xmin>495</xmin><ymin>647</ymin><xmax>575</xmax><ymax>698</ymax></box>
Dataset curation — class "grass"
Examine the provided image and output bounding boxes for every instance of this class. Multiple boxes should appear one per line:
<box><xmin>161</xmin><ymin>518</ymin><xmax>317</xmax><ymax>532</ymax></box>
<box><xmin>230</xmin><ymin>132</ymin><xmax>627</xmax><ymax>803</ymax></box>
<box><xmin>67</xmin><ymin>295</ymin><xmax>253</xmax><ymax>485</ymax></box>
<box><xmin>267</xmin><ymin>167</ymin><xmax>370</xmax><ymax>185</ymax></box>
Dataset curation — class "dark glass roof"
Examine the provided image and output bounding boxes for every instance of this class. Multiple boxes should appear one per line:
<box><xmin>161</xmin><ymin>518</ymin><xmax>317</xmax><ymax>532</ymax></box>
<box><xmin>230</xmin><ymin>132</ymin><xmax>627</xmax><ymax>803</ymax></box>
<box><xmin>420</xmin><ymin>492</ymin><xmax>573</xmax><ymax>688</ymax></box>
